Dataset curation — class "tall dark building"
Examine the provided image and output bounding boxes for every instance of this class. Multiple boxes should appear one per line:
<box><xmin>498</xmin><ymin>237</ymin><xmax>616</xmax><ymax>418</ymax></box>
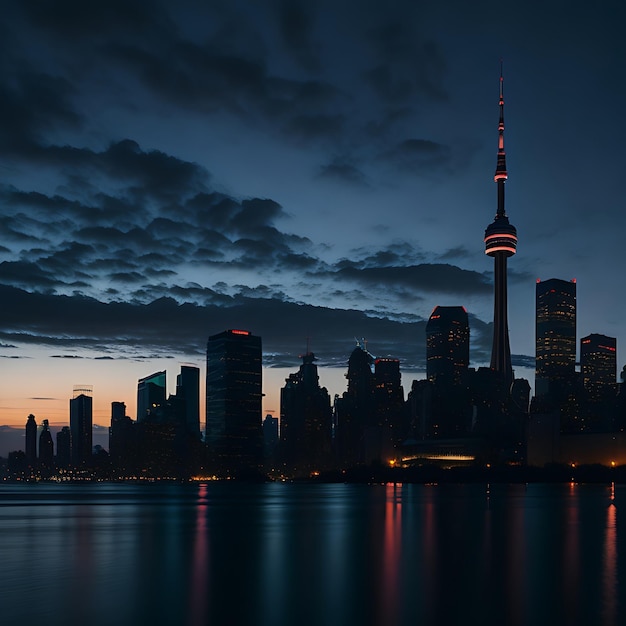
<box><xmin>535</xmin><ymin>278</ymin><xmax>577</xmax><ymax>398</ymax></box>
<box><xmin>581</xmin><ymin>334</ymin><xmax>617</xmax><ymax>392</ymax></box>
<box><xmin>25</xmin><ymin>414</ymin><xmax>37</xmax><ymax>466</ymax></box>
<box><xmin>334</xmin><ymin>342</ymin><xmax>375</xmax><ymax>466</ymax></box>
<box><xmin>262</xmin><ymin>413</ymin><xmax>279</xmax><ymax>461</ymax></box>
<box><xmin>176</xmin><ymin>365</ymin><xmax>200</xmax><ymax>437</ymax></box>
<box><xmin>206</xmin><ymin>329</ymin><xmax>263</xmax><ymax>472</ymax></box>
<box><xmin>109</xmin><ymin>401</ymin><xmax>136</xmax><ymax>470</ymax></box>
<box><xmin>38</xmin><ymin>419</ymin><xmax>54</xmax><ymax>468</ymax></box>
<box><xmin>137</xmin><ymin>371</ymin><xmax>166</xmax><ymax>421</ymax></box>
<box><xmin>70</xmin><ymin>386</ymin><xmax>93</xmax><ymax>465</ymax></box>
<box><xmin>56</xmin><ymin>426</ymin><xmax>71</xmax><ymax>467</ymax></box>
<box><xmin>426</xmin><ymin>306</ymin><xmax>470</xmax><ymax>384</ymax></box>
<box><xmin>578</xmin><ymin>333</ymin><xmax>618</xmax><ymax>432</ymax></box>
<box><xmin>484</xmin><ymin>70</ymin><xmax>517</xmax><ymax>386</ymax></box>
<box><xmin>373</xmin><ymin>357</ymin><xmax>405</xmax><ymax>453</ymax></box>
<box><xmin>423</xmin><ymin>306</ymin><xmax>472</xmax><ymax>438</ymax></box>
<box><xmin>280</xmin><ymin>352</ymin><xmax>332</xmax><ymax>474</ymax></box>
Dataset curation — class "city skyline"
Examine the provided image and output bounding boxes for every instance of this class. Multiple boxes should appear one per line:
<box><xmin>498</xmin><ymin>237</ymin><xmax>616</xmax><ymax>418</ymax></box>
<box><xmin>1</xmin><ymin>1</ymin><xmax>625</xmax><ymax>429</ymax></box>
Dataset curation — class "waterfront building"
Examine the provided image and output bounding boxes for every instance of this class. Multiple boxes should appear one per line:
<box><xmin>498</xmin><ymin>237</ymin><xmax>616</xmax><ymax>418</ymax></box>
<box><xmin>206</xmin><ymin>329</ymin><xmax>263</xmax><ymax>473</ymax></box>
<box><xmin>137</xmin><ymin>371</ymin><xmax>166</xmax><ymax>421</ymax></box>
<box><xmin>109</xmin><ymin>401</ymin><xmax>136</xmax><ymax>470</ymax></box>
<box><xmin>25</xmin><ymin>414</ymin><xmax>37</xmax><ymax>466</ymax></box>
<box><xmin>262</xmin><ymin>413</ymin><xmax>279</xmax><ymax>462</ymax></box>
<box><xmin>424</xmin><ymin>306</ymin><xmax>472</xmax><ymax>437</ymax></box>
<box><xmin>334</xmin><ymin>341</ymin><xmax>376</xmax><ymax>466</ymax></box>
<box><xmin>70</xmin><ymin>386</ymin><xmax>93</xmax><ymax>465</ymax></box>
<box><xmin>280</xmin><ymin>352</ymin><xmax>332</xmax><ymax>474</ymax></box>
<box><xmin>176</xmin><ymin>365</ymin><xmax>200</xmax><ymax>437</ymax></box>
<box><xmin>56</xmin><ymin>426</ymin><xmax>71</xmax><ymax>467</ymax></box>
<box><xmin>581</xmin><ymin>334</ymin><xmax>617</xmax><ymax>391</ymax></box>
<box><xmin>535</xmin><ymin>278</ymin><xmax>577</xmax><ymax>400</ymax></box>
<box><xmin>426</xmin><ymin>306</ymin><xmax>470</xmax><ymax>384</ymax></box>
<box><xmin>38</xmin><ymin>419</ymin><xmax>54</xmax><ymax>468</ymax></box>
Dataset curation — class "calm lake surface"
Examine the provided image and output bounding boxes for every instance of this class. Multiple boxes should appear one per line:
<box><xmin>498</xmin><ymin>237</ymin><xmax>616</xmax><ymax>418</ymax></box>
<box><xmin>0</xmin><ymin>481</ymin><xmax>624</xmax><ymax>626</ymax></box>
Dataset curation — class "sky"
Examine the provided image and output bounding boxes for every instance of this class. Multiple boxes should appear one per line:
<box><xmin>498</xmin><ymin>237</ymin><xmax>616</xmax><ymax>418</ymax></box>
<box><xmin>1</xmin><ymin>0</ymin><xmax>625</xmax><ymax>445</ymax></box>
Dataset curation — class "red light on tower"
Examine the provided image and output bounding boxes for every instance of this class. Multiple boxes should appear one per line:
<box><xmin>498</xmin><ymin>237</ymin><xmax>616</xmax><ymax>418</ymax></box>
<box><xmin>229</xmin><ymin>329</ymin><xmax>251</xmax><ymax>336</ymax></box>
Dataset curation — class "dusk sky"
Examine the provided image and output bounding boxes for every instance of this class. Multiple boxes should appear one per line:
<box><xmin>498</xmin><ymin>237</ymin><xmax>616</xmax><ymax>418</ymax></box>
<box><xmin>1</xmin><ymin>0</ymin><xmax>625</xmax><ymax>438</ymax></box>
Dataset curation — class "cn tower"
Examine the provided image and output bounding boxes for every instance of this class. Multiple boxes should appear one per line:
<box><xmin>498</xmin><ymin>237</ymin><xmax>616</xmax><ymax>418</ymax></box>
<box><xmin>484</xmin><ymin>68</ymin><xmax>517</xmax><ymax>386</ymax></box>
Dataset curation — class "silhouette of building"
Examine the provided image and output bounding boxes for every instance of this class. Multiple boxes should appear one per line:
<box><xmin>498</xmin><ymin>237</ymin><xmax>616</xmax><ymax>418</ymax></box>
<box><xmin>25</xmin><ymin>414</ymin><xmax>37</xmax><ymax>467</ymax></box>
<box><xmin>484</xmin><ymin>69</ymin><xmax>517</xmax><ymax>387</ymax></box>
<box><xmin>206</xmin><ymin>329</ymin><xmax>263</xmax><ymax>473</ymax></box>
<box><xmin>372</xmin><ymin>357</ymin><xmax>404</xmax><ymax>447</ymax></box>
<box><xmin>581</xmin><ymin>333</ymin><xmax>617</xmax><ymax>391</ymax></box>
<box><xmin>535</xmin><ymin>278</ymin><xmax>577</xmax><ymax>401</ymax></box>
<box><xmin>579</xmin><ymin>333</ymin><xmax>618</xmax><ymax>431</ymax></box>
<box><xmin>334</xmin><ymin>341</ymin><xmax>375</xmax><ymax>466</ymax></box>
<box><xmin>262</xmin><ymin>413</ymin><xmax>279</xmax><ymax>463</ymax></box>
<box><xmin>424</xmin><ymin>306</ymin><xmax>471</xmax><ymax>437</ymax></box>
<box><xmin>109</xmin><ymin>401</ymin><xmax>136</xmax><ymax>472</ymax></box>
<box><xmin>56</xmin><ymin>426</ymin><xmax>71</xmax><ymax>467</ymax></box>
<box><xmin>280</xmin><ymin>352</ymin><xmax>332</xmax><ymax>474</ymax></box>
<box><xmin>176</xmin><ymin>365</ymin><xmax>200</xmax><ymax>437</ymax></box>
<box><xmin>137</xmin><ymin>371</ymin><xmax>166</xmax><ymax>421</ymax></box>
<box><xmin>70</xmin><ymin>386</ymin><xmax>93</xmax><ymax>465</ymax></box>
<box><xmin>38</xmin><ymin>419</ymin><xmax>54</xmax><ymax>469</ymax></box>
<box><xmin>426</xmin><ymin>306</ymin><xmax>470</xmax><ymax>384</ymax></box>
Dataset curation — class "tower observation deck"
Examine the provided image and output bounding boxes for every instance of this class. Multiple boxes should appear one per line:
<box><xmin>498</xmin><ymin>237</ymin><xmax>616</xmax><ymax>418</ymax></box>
<box><xmin>484</xmin><ymin>68</ymin><xmax>517</xmax><ymax>386</ymax></box>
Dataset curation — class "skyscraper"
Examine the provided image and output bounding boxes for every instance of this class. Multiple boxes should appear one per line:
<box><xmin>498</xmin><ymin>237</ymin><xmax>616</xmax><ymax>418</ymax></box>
<box><xmin>484</xmin><ymin>69</ymin><xmax>517</xmax><ymax>386</ymax></box>
<box><xmin>206</xmin><ymin>329</ymin><xmax>263</xmax><ymax>472</ymax></box>
<box><xmin>280</xmin><ymin>352</ymin><xmax>332</xmax><ymax>473</ymax></box>
<box><xmin>25</xmin><ymin>414</ymin><xmax>37</xmax><ymax>467</ymax></box>
<box><xmin>38</xmin><ymin>419</ymin><xmax>54</xmax><ymax>468</ymax></box>
<box><xmin>176</xmin><ymin>365</ymin><xmax>200</xmax><ymax>437</ymax></box>
<box><xmin>70</xmin><ymin>386</ymin><xmax>93</xmax><ymax>465</ymax></box>
<box><xmin>425</xmin><ymin>307</ymin><xmax>471</xmax><ymax>438</ymax></box>
<box><xmin>581</xmin><ymin>334</ymin><xmax>617</xmax><ymax>392</ymax></box>
<box><xmin>580</xmin><ymin>333</ymin><xmax>618</xmax><ymax>431</ymax></box>
<box><xmin>426</xmin><ymin>306</ymin><xmax>470</xmax><ymax>384</ymax></box>
<box><xmin>137</xmin><ymin>371</ymin><xmax>166</xmax><ymax>421</ymax></box>
<box><xmin>535</xmin><ymin>278</ymin><xmax>577</xmax><ymax>398</ymax></box>
<box><xmin>56</xmin><ymin>426</ymin><xmax>71</xmax><ymax>467</ymax></box>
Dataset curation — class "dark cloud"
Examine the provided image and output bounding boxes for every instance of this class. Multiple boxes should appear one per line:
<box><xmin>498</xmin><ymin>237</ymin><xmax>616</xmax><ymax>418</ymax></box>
<box><xmin>512</xmin><ymin>354</ymin><xmax>535</xmax><ymax>369</ymax></box>
<box><xmin>0</xmin><ymin>71</ymin><xmax>81</xmax><ymax>157</ymax></box>
<box><xmin>277</xmin><ymin>0</ymin><xmax>319</xmax><ymax>71</ymax></box>
<box><xmin>317</xmin><ymin>263</ymin><xmax>491</xmax><ymax>296</ymax></box>
<box><xmin>20</xmin><ymin>0</ymin><xmax>168</xmax><ymax>38</ymax></box>
<box><xmin>317</xmin><ymin>160</ymin><xmax>370</xmax><ymax>187</ymax></box>
<box><xmin>438</xmin><ymin>246</ymin><xmax>474</xmax><ymax>261</ymax></box>
<box><xmin>0</xmin><ymin>284</ymin><xmax>428</xmax><ymax>368</ymax></box>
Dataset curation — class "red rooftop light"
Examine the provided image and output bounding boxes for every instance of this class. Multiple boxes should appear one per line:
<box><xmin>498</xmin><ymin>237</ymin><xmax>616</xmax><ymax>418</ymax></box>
<box><xmin>230</xmin><ymin>329</ymin><xmax>251</xmax><ymax>336</ymax></box>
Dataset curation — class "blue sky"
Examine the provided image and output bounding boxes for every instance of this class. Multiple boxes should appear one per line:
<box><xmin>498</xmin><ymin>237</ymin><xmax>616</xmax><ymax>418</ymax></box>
<box><xmin>0</xmin><ymin>0</ymin><xmax>625</xmax><ymax>434</ymax></box>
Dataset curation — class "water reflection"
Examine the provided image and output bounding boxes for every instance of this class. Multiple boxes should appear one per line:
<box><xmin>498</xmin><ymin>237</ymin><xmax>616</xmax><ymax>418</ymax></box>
<box><xmin>0</xmin><ymin>482</ymin><xmax>623</xmax><ymax>626</ymax></box>
<box><xmin>602</xmin><ymin>496</ymin><xmax>617</xmax><ymax>626</ymax></box>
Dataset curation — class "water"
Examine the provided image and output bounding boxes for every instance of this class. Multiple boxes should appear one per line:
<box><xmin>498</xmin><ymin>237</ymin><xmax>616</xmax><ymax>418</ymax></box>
<box><xmin>0</xmin><ymin>481</ymin><xmax>623</xmax><ymax>626</ymax></box>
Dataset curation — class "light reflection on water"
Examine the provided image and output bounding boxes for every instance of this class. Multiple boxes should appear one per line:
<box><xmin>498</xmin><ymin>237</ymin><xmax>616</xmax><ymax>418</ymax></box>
<box><xmin>0</xmin><ymin>482</ymin><xmax>623</xmax><ymax>626</ymax></box>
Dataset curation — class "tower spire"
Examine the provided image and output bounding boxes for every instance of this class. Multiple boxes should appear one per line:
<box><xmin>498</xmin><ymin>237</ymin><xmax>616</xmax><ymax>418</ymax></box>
<box><xmin>494</xmin><ymin>60</ymin><xmax>507</xmax><ymax>217</ymax></box>
<box><xmin>484</xmin><ymin>64</ymin><xmax>517</xmax><ymax>385</ymax></box>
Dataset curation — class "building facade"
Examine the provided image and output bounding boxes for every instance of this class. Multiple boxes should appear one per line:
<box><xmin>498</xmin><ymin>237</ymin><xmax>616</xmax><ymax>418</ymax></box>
<box><xmin>280</xmin><ymin>352</ymin><xmax>332</xmax><ymax>474</ymax></box>
<box><xmin>70</xmin><ymin>386</ymin><xmax>93</xmax><ymax>465</ymax></box>
<box><xmin>535</xmin><ymin>278</ymin><xmax>577</xmax><ymax>400</ymax></box>
<box><xmin>176</xmin><ymin>365</ymin><xmax>200</xmax><ymax>437</ymax></box>
<box><xmin>206</xmin><ymin>329</ymin><xmax>263</xmax><ymax>473</ymax></box>
<box><xmin>137</xmin><ymin>371</ymin><xmax>166</xmax><ymax>421</ymax></box>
